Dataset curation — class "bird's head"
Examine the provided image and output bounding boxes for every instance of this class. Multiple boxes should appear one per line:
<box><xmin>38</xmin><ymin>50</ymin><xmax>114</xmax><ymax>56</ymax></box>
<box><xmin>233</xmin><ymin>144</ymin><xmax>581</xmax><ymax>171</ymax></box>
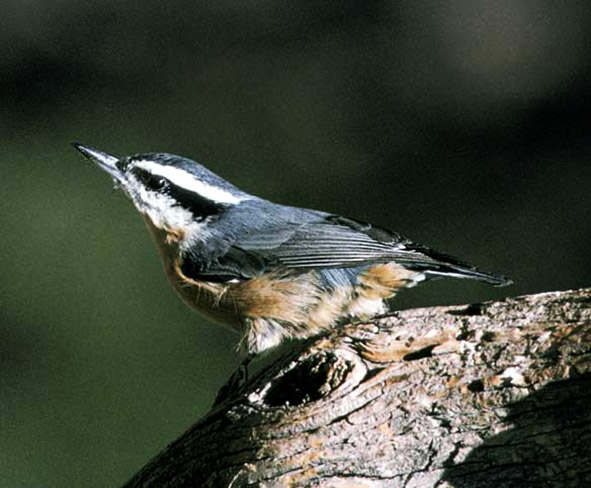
<box><xmin>73</xmin><ymin>143</ymin><xmax>250</xmax><ymax>244</ymax></box>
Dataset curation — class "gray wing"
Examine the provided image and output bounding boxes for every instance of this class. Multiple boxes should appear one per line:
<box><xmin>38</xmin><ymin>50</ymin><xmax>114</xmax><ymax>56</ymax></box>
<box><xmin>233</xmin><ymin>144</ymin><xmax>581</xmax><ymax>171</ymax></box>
<box><xmin>236</xmin><ymin>217</ymin><xmax>408</xmax><ymax>268</ymax></box>
<box><xmin>183</xmin><ymin>215</ymin><xmax>511</xmax><ymax>286</ymax></box>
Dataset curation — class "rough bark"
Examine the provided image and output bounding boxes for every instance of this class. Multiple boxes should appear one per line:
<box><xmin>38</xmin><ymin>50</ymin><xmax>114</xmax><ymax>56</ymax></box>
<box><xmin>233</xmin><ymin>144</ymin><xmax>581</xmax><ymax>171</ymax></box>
<box><xmin>125</xmin><ymin>288</ymin><xmax>591</xmax><ymax>488</ymax></box>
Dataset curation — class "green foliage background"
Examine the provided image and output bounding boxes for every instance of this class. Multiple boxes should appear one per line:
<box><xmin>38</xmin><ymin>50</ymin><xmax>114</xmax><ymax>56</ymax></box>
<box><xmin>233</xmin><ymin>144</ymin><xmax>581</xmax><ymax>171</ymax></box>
<box><xmin>2</xmin><ymin>1</ymin><xmax>590</xmax><ymax>486</ymax></box>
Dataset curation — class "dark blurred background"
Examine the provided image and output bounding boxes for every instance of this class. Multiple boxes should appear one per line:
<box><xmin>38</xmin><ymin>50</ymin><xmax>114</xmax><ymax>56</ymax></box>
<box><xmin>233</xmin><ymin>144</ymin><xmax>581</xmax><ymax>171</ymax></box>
<box><xmin>2</xmin><ymin>1</ymin><xmax>590</xmax><ymax>486</ymax></box>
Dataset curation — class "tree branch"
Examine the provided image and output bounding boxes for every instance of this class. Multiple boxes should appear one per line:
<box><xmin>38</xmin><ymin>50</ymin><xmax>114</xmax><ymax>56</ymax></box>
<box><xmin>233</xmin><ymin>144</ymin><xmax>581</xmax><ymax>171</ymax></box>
<box><xmin>125</xmin><ymin>288</ymin><xmax>591</xmax><ymax>488</ymax></box>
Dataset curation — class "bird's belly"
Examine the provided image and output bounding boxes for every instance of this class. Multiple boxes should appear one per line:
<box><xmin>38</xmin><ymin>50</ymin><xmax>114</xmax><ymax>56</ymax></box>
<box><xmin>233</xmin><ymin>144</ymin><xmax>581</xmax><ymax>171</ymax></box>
<box><xmin>167</xmin><ymin>266</ymin><xmax>330</xmax><ymax>333</ymax></box>
<box><xmin>165</xmin><ymin>264</ymin><xmax>245</xmax><ymax>332</ymax></box>
<box><xmin>157</xmin><ymin>243</ymin><xmax>419</xmax><ymax>354</ymax></box>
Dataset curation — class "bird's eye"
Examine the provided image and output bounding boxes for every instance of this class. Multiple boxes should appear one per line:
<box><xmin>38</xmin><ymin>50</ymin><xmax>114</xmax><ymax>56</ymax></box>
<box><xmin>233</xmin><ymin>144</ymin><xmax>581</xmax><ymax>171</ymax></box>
<box><xmin>130</xmin><ymin>167</ymin><xmax>170</xmax><ymax>192</ymax></box>
<box><xmin>146</xmin><ymin>175</ymin><xmax>168</xmax><ymax>191</ymax></box>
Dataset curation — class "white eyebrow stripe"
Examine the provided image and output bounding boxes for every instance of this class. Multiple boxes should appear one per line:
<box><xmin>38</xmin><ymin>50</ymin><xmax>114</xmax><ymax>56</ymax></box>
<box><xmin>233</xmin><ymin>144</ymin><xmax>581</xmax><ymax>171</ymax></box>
<box><xmin>134</xmin><ymin>160</ymin><xmax>246</xmax><ymax>204</ymax></box>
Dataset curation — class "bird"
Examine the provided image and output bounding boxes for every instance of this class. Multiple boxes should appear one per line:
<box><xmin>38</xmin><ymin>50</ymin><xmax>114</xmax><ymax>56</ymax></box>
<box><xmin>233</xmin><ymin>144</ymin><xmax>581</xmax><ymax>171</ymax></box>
<box><xmin>73</xmin><ymin>143</ymin><xmax>511</xmax><ymax>356</ymax></box>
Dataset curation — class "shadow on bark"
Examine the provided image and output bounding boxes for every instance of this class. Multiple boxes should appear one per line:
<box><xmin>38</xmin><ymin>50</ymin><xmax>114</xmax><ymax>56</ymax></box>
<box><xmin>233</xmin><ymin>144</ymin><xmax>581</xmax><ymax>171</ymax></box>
<box><xmin>442</xmin><ymin>376</ymin><xmax>591</xmax><ymax>488</ymax></box>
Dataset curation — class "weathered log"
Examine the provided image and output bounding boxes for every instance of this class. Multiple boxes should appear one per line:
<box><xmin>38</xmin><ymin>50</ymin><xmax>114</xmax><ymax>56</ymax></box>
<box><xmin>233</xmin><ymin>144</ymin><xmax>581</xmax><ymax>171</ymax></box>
<box><xmin>125</xmin><ymin>288</ymin><xmax>591</xmax><ymax>487</ymax></box>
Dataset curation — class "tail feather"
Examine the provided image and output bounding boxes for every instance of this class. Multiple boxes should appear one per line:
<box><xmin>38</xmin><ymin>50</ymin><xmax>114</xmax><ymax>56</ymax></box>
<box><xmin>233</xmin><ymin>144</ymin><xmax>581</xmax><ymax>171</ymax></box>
<box><xmin>401</xmin><ymin>245</ymin><xmax>513</xmax><ymax>287</ymax></box>
<box><xmin>422</xmin><ymin>266</ymin><xmax>512</xmax><ymax>286</ymax></box>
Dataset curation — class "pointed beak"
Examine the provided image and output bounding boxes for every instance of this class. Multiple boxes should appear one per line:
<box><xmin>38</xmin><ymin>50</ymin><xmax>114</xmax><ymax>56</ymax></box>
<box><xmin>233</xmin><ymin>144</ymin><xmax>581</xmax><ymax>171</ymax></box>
<box><xmin>72</xmin><ymin>142</ymin><xmax>125</xmax><ymax>183</ymax></box>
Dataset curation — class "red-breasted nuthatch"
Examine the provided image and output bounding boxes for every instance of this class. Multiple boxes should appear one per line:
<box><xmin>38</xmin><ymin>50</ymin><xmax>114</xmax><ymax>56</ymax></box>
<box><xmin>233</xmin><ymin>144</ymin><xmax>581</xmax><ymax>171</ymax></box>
<box><xmin>73</xmin><ymin>143</ymin><xmax>511</xmax><ymax>355</ymax></box>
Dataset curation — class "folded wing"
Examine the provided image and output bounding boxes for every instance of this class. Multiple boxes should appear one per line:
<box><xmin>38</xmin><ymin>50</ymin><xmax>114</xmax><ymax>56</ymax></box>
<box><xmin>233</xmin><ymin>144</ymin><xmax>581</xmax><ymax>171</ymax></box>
<box><xmin>182</xmin><ymin>214</ymin><xmax>512</xmax><ymax>286</ymax></box>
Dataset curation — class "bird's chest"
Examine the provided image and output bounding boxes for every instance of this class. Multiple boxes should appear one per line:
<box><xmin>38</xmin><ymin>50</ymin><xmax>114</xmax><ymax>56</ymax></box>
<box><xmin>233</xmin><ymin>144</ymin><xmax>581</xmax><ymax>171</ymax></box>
<box><xmin>146</xmin><ymin>222</ymin><xmax>328</xmax><ymax>327</ymax></box>
<box><xmin>166</xmin><ymin>262</ymin><xmax>243</xmax><ymax>330</ymax></box>
<box><xmin>143</xmin><ymin>219</ymin><xmax>242</xmax><ymax>329</ymax></box>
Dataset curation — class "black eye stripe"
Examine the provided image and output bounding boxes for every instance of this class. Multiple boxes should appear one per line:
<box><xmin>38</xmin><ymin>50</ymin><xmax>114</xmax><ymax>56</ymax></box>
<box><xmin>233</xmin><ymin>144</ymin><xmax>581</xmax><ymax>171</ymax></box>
<box><xmin>131</xmin><ymin>166</ymin><xmax>225</xmax><ymax>218</ymax></box>
<box><xmin>132</xmin><ymin>167</ymin><xmax>168</xmax><ymax>191</ymax></box>
<box><xmin>167</xmin><ymin>184</ymin><xmax>225</xmax><ymax>218</ymax></box>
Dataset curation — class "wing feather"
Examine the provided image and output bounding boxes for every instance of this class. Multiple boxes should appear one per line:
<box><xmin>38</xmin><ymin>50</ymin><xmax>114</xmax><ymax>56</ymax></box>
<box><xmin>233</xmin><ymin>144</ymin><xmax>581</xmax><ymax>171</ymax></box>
<box><xmin>181</xmin><ymin>214</ymin><xmax>511</xmax><ymax>286</ymax></box>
